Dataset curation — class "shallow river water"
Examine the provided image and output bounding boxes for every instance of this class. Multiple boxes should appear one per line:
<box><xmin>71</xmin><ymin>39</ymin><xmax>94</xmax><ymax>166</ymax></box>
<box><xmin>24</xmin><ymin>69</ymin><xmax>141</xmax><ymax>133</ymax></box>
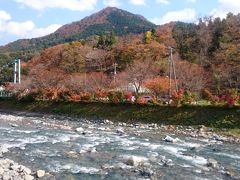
<box><xmin>0</xmin><ymin>111</ymin><xmax>240</xmax><ymax>180</ymax></box>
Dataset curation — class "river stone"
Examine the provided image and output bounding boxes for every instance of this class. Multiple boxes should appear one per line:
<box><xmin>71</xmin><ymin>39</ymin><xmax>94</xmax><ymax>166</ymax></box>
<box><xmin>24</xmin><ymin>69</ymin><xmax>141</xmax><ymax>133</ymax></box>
<box><xmin>2</xmin><ymin>170</ymin><xmax>18</xmax><ymax>179</ymax></box>
<box><xmin>0</xmin><ymin>167</ymin><xmax>4</xmax><ymax>175</ymax></box>
<box><xmin>75</xmin><ymin>127</ymin><xmax>84</xmax><ymax>132</ymax></box>
<box><xmin>163</xmin><ymin>135</ymin><xmax>179</xmax><ymax>143</ymax></box>
<box><xmin>24</xmin><ymin>174</ymin><xmax>34</xmax><ymax>180</ymax></box>
<box><xmin>139</xmin><ymin>168</ymin><xmax>154</xmax><ymax>178</ymax></box>
<box><xmin>13</xmin><ymin>176</ymin><xmax>24</xmax><ymax>180</ymax></box>
<box><xmin>161</xmin><ymin>158</ymin><xmax>174</xmax><ymax>167</ymax></box>
<box><xmin>116</xmin><ymin>128</ymin><xmax>124</xmax><ymax>136</ymax></box>
<box><xmin>122</xmin><ymin>123</ymin><xmax>127</xmax><ymax>126</ymax></box>
<box><xmin>10</xmin><ymin>123</ymin><xmax>19</xmax><ymax>127</ymax></box>
<box><xmin>213</xmin><ymin>135</ymin><xmax>226</xmax><ymax>142</ymax></box>
<box><xmin>222</xmin><ymin>169</ymin><xmax>235</xmax><ymax>177</ymax></box>
<box><xmin>10</xmin><ymin>164</ymin><xmax>20</xmax><ymax>171</ymax></box>
<box><xmin>2</xmin><ymin>174</ymin><xmax>12</xmax><ymax>180</ymax></box>
<box><xmin>149</xmin><ymin>123</ymin><xmax>158</xmax><ymax>129</ymax></box>
<box><xmin>198</xmin><ymin>125</ymin><xmax>207</xmax><ymax>131</ymax></box>
<box><xmin>125</xmin><ymin>156</ymin><xmax>148</xmax><ymax>167</ymax></box>
<box><xmin>79</xmin><ymin>146</ymin><xmax>97</xmax><ymax>154</ymax></box>
<box><xmin>0</xmin><ymin>146</ymin><xmax>9</xmax><ymax>154</ymax></box>
<box><xmin>65</xmin><ymin>151</ymin><xmax>78</xmax><ymax>158</ymax></box>
<box><xmin>36</xmin><ymin>170</ymin><xmax>45</xmax><ymax>178</ymax></box>
<box><xmin>104</xmin><ymin>119</ymin><xmax>110</xmax><ymax>124</ymax></box>
<box><xmin>0</xmin><ymin>159</ymin><xmax>12</xmax><ymax>169</ymax></box>
<box><xmin>23</xmin><ymin>167</ymin><xmax>31</xmax><ymax>175</ymax></box>
<box><xmin>207</xmin><ymin>158</ymin><xmax>219</xmax><ymax>169</ymax></box>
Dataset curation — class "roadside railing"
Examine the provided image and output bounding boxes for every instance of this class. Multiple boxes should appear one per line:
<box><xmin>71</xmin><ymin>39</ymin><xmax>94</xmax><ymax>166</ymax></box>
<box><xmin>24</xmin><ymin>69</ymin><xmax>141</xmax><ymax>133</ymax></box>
<box><xmin>0</xmin><ymin>90</ymin><xmax>12</xmax><ymax>98</ymax></box>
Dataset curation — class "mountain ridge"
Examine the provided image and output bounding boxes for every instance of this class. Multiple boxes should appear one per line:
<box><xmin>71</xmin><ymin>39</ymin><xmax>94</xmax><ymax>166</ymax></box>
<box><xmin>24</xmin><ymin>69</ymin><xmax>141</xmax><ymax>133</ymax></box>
<box><xmin>0</xmin><ymin>7</ymin><xmax>156</xmax><ymax>59</ymax></box>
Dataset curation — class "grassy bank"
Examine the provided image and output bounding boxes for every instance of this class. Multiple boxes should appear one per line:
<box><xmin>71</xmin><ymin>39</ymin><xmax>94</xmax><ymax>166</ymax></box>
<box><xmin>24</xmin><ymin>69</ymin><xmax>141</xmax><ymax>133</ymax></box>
<box><xmin>0</xmin><ymin>100</ymin><xmax>240</xmax><ymax>132</ymax></box>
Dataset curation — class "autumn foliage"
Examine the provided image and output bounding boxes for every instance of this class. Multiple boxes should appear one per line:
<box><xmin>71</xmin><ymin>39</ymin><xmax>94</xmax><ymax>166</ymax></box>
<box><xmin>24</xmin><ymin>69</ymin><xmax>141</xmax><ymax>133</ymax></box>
<box><xmin>5</xmin><ymin>13</ymin><xmax>240</xmax><ymax>107</ymax></box>
<box><xmin>144</xmin><ymin>77</ymin><xmax>170</xmax><ymax>99</ymax></box>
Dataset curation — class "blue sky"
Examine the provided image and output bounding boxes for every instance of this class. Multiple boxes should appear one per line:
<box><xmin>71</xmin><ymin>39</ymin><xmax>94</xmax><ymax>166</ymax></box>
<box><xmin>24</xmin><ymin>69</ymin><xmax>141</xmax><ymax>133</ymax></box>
<box><xmin>0</xmin><ymin>0</ymin><xmax>240</xmax><ymax>45</ymax></box>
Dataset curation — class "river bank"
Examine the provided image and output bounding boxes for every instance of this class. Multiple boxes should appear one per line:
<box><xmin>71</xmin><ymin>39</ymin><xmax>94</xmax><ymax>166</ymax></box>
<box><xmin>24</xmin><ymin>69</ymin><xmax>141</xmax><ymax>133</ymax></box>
<box><xmin>0</xmin><ymin>100</ymin><xmax>240</xmax><ymax>136</ymax></box>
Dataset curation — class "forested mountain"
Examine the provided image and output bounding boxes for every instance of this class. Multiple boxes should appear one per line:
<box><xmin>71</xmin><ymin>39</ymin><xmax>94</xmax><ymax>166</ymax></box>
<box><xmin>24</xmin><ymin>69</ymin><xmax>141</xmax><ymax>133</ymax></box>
<box><xmin>0</xmin><ymin>7</ymin><xmax>156</xmax><ymax>63</ymax></box>
<box><xmin>172</xmin><ymin>13</ymin><xmax>240</xmax><ymax>90</ymax></box>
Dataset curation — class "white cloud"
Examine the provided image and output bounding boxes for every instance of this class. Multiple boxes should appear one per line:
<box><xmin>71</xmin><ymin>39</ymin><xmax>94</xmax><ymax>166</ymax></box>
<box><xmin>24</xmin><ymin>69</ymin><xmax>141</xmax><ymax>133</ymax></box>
<box><xmin>103</xmin><ymin>0</ymin><xmax>121</xmax><ymax>7</ymax></box>
<box><xmin>0</xmin><ymin>10</ymin><xmax>61</xmax><ymax>39</ymax></box>
<box><xmin>129</xmin><ymin>0</ymin><xmax>146</xmax><ymax>6</ymax></box>
<box><xmin>29</xmin><ymin>24</ymin><xmax>62</xmax><ymax>37</ymax></box>
<box><xmin>151</xmin><ymin>8</ymin><xmax>197</xmax><ymax>25</ymax></box>
<box><xmin>14</xmin><ymin>0</ymin><xmax>98</xmax><ymax>11</ymax></box>
<box><xmin>211</xmin><ymin>0</ymin><xmax>240</xmax><ymax>18</ymax></box>
<box><xmin>0</xmin><ymin>10</ymin><xmax>11</xmax><ymax>21</ymax></box>
<box><xmin>5</xmin><ymin>21</ymin><xmax>35</xmax><ymax>37</ymax></box>
<box><xmin>156</xmin><ymin>0</ymin><xmax>170</xmax><ymax>5</ymax></box>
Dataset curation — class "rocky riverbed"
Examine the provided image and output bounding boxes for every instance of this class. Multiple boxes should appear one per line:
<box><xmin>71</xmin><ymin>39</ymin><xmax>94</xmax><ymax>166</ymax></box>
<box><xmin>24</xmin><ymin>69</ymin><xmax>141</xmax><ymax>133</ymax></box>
<box><xmin>0</xmin><ymin>111</ymin><xmax>240</xmax><ymax>179</ymax></box>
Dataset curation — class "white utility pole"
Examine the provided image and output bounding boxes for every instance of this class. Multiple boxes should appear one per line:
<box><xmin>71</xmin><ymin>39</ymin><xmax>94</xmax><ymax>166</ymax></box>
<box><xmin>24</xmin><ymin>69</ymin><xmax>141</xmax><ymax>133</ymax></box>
<box><xmin>13</xmin><ymin>59</ymin><xmax>21</xmax><ymax>84</ymax></box>
<box><xmin>14</xmin><ymin>60</ymin><xmax>17</xmax><ymax>84</ymax></box>
<box><xmin>18</xmin><ymin>59</ymin><xmax>21</xmax><ymax>84</ymax></box>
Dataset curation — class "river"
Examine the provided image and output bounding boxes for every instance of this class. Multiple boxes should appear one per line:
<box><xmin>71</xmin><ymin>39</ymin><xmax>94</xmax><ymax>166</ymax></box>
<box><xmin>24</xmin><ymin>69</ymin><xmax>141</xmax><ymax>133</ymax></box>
<box><xmin>0</xmin><ymin>111</ymin><xmax>240</xmax><ymax>179</ymax></box>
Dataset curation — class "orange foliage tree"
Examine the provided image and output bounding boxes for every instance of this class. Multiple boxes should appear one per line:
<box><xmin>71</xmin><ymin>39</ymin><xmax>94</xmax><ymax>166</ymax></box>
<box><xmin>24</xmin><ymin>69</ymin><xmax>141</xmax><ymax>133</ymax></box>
<box><xmin>144</xmin><ymin>77</ymin><xmax>170</xmax><ymax>99</ymax></box>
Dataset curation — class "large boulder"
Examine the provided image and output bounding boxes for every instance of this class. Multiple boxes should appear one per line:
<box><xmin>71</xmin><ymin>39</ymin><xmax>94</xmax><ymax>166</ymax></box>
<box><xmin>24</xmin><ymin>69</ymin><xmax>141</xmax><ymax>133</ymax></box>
<box><xmin>36</xmin><ymin>170</ymin><xmax>45</xmax><ymax>178</ymax></box>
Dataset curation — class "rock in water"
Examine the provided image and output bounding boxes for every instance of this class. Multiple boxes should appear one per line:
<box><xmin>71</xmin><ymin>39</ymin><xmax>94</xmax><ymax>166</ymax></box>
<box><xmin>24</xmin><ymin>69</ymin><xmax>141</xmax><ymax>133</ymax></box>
<box><xmin>116</xmin><ymin>128</ymin><xmax>124</xmax><ymax>136</ymax></box>
<box><xmin>139</xmin><ymin>168</ymin><xmax>154</xmax><ymax>178</ymax></box>
<box><xmin>36</xmin><ymin>170</ymin><xmax>45</xmax><ymax>178</ymax></box>
<box><xmin>213</xmin><ymin>135</ymin><xmax>226</xmax><ymax>142</ymax></box>
<box><xmin>9</xmin><ymin>123</ymin><xmax>19</xmax><ymax>127</ymax></box>
<box><xmin>207</xmin><ymin>158</ymin><xmax>220</xmax><ymax>169</ymax></box>
<box><xmin>125</xmin><ymin>156</ymin><xmax>148</xmax><ymax>167</ymax></box>
<box><xmin>0</xmin><ymin>146</ymin><xmax>9</xmax><ymax>154</ymax></box>
<box><xmin>163</xmin><ymin>135</ymin><xmax>180</xmax><ymax>143</ymax></box>
<box><xmin>75</xmin><ymin>127</ymin><xmax>84</xmax><ymax>132</ymax></box>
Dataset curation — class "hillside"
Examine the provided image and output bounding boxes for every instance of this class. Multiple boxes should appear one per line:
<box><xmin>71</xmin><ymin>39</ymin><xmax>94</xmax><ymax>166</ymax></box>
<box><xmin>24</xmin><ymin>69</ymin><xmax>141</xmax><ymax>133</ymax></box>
<box><xmin>0</xmin><ymin>7</ymin><xmax>156</xmax><ymax>62</ymax></box>
<box><xmin>0</xmin><ymin>9</ymin><xmax>239</xmax><ymax>97</ymax></box>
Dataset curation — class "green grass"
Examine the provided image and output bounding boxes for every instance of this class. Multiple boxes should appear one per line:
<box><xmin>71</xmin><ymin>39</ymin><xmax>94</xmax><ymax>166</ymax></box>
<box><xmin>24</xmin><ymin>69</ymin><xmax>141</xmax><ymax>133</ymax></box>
<box><xmin>0</xmin><ymin>100</ymin><xmax>239</xmax><ymax>135</ymax></box>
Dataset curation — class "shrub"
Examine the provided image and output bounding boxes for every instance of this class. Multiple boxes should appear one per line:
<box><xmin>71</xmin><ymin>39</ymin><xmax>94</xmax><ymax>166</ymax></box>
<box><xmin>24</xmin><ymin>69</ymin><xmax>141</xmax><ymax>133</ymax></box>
<box><xmin>221</xmin><ymin>89</ymin><xmax>239</xmax><ymax>107</ymax></box>
<box><xmin>94</xmin><ymin>90</ymin><xmax>108</xmax><ymax>101</ymax></box>
<box><xmin>137</xmin><ymin>96</ymin><xmax>147</xmax><ymax>105</ymax></box>
<box><xmin>124</xmin><ymin>91</ymin><xmax>134</xmax><ymax>102</ymax></box>
<box><xmin>202</xmin><ymin>89</ymin><xmax>220</xmax><ymax>105</ymax></box>
<box><xmin>181</xmin><ymin>91</ymin><xmax>198</xmax><ymax>105</ymax></box>
<box><xmin>80</xmin><ymin>92</ymin><xmax>92</xmax><ymax>101</ymax></box>
<box><xmin>57</xmin><ymin>90</ymin><xmax>71</xmax><ymax>101</ymax></box>
<box><xmin>18</xmin><ymin>91</ymin><xmax>43</xmax><ymax>102</ymax></box>
<box><xmin>70</xmin><ymin>94</ymin><xmax>81</xmax><ymax>101</ymax></box>
<box><xmin>107</xmin><ymin>91</ymin><xmax>125</xmax><ymax>103</ymax></box>
<box><xmin>172</xmin><ymin>90</ymin><xmax>184</xmax><ymax>106</ymax></box>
